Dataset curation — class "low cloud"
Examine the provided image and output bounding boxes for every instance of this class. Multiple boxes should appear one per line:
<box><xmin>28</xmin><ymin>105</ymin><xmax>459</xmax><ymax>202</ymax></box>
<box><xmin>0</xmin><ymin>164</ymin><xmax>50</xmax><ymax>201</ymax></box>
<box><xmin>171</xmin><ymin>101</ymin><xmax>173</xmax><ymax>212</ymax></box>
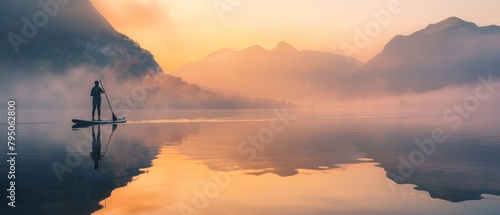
<box><xmin>2</xmin><ymin>67</ymin><xmax>126</xmax><ymax>109</ymax></box>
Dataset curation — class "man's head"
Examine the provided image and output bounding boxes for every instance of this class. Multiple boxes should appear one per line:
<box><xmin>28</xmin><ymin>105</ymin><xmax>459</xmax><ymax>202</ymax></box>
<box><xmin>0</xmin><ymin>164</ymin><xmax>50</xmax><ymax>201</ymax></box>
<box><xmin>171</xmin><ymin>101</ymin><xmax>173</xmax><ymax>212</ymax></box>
<box><xmin>94</xmin><ymin>81</ymin><xmax>99</xmax><ymax>86</ymax></box>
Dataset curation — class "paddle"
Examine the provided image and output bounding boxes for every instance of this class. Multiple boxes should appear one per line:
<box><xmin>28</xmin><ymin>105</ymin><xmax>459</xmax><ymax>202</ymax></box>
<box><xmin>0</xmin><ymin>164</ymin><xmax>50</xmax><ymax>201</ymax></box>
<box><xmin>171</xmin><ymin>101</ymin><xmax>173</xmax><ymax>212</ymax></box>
<box><xmin>99</xmin><ymin>81</ymin><xmax>118</xmax><ymax>122</ymax></box>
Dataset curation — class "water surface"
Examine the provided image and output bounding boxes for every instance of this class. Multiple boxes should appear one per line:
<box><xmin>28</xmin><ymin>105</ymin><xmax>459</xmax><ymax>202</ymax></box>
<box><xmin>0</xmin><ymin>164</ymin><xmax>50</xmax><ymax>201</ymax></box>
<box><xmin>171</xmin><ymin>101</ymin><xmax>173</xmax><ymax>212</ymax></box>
<box><xmin>1</xmin><ymin>109</ymin><xmax>499</xmax><ymax>215</ymax></box>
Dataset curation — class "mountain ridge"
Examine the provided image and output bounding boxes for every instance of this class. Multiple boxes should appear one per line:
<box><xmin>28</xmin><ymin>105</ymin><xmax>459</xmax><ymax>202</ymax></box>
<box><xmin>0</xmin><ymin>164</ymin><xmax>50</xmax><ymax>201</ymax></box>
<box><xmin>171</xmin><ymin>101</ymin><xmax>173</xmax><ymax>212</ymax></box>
<box><xmin>174</xmin><ymin>41</ymin><xmax>363</xmax><ymax>102</ymax></box>
<box><xmin>0</xmin><ymin>0</ymin><xmax>159</xmax><ymax>78</ymax></box>
<box><xmin>354</xmin><ymin>16</ymin><xmax>500</xmax><ymax>96</ymax></box>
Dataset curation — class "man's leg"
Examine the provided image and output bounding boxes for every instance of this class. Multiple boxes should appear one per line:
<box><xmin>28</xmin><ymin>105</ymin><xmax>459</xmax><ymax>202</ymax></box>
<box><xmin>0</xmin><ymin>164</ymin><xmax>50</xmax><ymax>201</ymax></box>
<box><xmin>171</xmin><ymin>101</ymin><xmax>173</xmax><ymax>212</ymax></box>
<box><xmin>97</xmin><ymin>99</ymin><xmax>101</xmax><ymax>120</ymax></box>
<box><xmin>92</xmin><ymin>101</ymin><xmax>97</xmax><ymax>120</ymax></box>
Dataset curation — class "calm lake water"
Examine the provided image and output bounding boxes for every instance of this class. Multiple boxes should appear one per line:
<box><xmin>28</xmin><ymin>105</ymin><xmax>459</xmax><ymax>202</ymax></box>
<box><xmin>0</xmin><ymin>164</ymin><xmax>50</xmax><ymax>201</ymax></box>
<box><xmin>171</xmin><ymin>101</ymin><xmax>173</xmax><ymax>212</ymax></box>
<box><xmin>1</xmin><ymin>109</ymin><xmax>500</xmax><ymax>215</ymax></box>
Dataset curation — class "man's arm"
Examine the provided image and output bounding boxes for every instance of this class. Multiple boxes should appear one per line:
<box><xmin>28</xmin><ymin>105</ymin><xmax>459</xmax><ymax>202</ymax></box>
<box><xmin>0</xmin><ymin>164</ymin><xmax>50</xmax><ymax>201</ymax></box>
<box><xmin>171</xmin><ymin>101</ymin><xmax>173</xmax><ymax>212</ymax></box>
<box><xmin>90</xmin><ymin>88</ymin><xmax>93</xmax><ymax>97</ymax></box>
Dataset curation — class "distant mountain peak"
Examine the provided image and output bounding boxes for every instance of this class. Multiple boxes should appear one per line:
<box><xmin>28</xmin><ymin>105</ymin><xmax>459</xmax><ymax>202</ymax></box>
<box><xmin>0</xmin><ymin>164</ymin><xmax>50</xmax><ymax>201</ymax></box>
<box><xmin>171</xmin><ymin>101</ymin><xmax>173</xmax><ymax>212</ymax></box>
<box><xmin>243</xmin><ymin>45</ymin><xmax>266</xmax><ymax>52</ymax></box>
<box><xmin>273</xmin><ymin>41</ymin><xmax>296</xmax><ymax>51</ymax></box>
<box><xmin>423</xmin><ymin>17</ymin><xmax>477</xmax><ymax>34</ymax></box>
<box><xmin>440</xmin><ymin>16</ymin><xmax>467</xmax><ymax>24</ymax></box>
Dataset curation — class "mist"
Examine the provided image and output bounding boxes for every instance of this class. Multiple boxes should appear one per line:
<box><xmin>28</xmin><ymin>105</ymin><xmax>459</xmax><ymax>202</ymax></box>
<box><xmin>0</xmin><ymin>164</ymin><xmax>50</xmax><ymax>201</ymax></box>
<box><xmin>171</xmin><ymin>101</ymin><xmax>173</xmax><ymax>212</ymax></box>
<box><xmin>1</xmin><ymin>67</ymin><xmax>144</xmax><ymax>109</ymax></box>
<box><xmin>325</xmin><ymin>83</ymin><xmax>500</xmax><ymax>112</ymax></box>
<box><xmin>0</xmin><ymin>65</ymin><xmax>293</xmax><ymax>111</ymax></box>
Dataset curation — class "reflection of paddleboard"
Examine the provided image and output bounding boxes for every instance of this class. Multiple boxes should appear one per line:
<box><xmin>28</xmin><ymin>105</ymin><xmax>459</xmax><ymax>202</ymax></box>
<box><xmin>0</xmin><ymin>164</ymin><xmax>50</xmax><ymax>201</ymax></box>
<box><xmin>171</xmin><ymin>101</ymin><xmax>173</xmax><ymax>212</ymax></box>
<box><xmin>72</xmin><ymin>118</ymin><xmax>127</xmax><ymax>126</ymax></box>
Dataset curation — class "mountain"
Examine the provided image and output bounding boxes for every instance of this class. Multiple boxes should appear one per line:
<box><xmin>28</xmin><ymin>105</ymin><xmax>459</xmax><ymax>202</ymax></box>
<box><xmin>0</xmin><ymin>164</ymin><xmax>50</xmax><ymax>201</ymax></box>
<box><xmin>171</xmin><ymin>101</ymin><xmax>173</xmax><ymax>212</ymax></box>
<box><xmin>0</xmin><ymin>0</ymin><xmax>289</xmax><ymax>109</ymax></box>
<box><xmin>354</xmin><ymin>17</ymin><xmax>500</xmax><ymax>96</ymax></box>
<box><xmin>174</xmin><ymin>41</ymin><xmax>363</xmax><ymax>102</ymax></box>
<box><xmin>0</xmin><ymin>0</ymin><xmax>159</xmax><ymax>78</ymax></box>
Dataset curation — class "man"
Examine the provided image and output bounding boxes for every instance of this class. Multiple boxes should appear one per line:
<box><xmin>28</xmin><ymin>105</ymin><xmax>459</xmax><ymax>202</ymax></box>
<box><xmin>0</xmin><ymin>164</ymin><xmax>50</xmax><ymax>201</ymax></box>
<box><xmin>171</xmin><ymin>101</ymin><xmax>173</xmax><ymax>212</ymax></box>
<box><xmin>90</xmin><ymin>81</ymin><xmax>105</xmax><ymax>121</ymax></box>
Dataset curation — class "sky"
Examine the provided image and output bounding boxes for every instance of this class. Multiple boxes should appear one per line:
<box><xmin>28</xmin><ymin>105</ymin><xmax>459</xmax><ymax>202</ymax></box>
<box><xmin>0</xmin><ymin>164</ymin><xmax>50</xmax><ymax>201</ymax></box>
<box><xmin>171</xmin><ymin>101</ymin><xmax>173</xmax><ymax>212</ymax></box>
<box><xmin>90</xmin><ymin>0</ymin><xmax>500</xmax><ymax>72</ymax></box>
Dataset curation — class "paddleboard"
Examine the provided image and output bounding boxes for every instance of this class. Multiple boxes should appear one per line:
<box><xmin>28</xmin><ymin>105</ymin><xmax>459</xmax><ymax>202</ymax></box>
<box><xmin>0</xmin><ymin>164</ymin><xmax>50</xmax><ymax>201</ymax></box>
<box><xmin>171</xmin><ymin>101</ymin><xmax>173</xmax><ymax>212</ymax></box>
<box><xmin>72</xmin><ymin>117</ymin><xmax>127</xmax><ymax>126</ymax></box>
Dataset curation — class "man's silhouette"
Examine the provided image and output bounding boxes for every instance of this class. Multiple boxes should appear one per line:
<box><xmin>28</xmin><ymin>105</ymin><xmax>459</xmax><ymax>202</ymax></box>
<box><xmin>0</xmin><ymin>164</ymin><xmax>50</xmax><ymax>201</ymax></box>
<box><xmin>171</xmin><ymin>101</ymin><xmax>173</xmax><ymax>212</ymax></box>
<box><xmin>90</xmin><ymin>126</ymin><xmax>103</xmax><ymax>170</ymax></box>
<box><xmin>90</xmin><ymin>81</ymin><xmax>105</xmax><ymax>121</ymax></box>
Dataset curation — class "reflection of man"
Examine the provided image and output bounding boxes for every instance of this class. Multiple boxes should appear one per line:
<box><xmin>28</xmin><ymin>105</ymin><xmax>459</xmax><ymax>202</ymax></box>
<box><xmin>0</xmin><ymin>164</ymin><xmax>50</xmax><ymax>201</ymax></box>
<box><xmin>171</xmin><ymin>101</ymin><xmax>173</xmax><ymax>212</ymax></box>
<box><xmin>90</xmin><ymin>126</ymin><xmax>103</xmax><ymax>170</ymax></box>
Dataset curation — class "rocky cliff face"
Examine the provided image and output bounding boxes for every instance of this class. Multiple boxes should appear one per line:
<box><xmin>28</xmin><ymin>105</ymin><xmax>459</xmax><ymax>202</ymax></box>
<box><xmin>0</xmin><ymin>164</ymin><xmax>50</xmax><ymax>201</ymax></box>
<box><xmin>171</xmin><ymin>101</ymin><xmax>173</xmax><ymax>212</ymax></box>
<box><xmin>0</xmin><ymin>0</ymin><xmax>160</xmax><ymax>78</ymax></box>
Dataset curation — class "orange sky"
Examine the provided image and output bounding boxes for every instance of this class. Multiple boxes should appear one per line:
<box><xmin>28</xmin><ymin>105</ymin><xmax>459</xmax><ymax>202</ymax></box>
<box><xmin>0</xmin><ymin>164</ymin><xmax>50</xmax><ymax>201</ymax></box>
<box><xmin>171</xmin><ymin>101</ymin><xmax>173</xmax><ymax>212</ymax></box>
<box><xmin>90</xmin><ymin>0</ymin><xmax>500</xmax><ymax>72</ymax></box>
